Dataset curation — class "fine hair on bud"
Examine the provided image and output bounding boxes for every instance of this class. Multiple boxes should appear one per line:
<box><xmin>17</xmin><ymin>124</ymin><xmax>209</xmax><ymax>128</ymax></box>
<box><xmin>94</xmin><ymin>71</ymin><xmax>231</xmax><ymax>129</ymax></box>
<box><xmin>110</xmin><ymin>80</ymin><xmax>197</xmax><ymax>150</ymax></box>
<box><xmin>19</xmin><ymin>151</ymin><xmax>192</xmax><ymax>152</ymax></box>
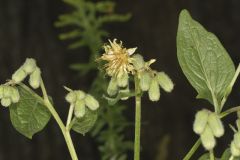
<box><xmin>74</xmin><ymin>100</ymin><xmax>86</xmax><ymax>118</ymax></box>
<box><xmin>140</xmin><ymin>71</ymin><xmax>152</xmax><ymax>91</ymax></box>
<box><xmin>200</xmin><ymin>125</ymin><xmax>216</xmax><ymax>150</ymax></box>
<box><xmin>193</xmin><ymin>109</ymin><xmax>209</xmax><ymax>134</ymax></box>
<box><xmin>84</xmin><ymin>94</ymin><xmax>99</xmax><ymax>111</ymax></box>
<box><xmin>65</xmin><ymin>91</ymin><xmax>77</xmax><ymax>103</ymax></box>
<box><xmin>208</xmin><ymin>113</ymin><xmax>224</xmax><ymax>137</ymax></box>
<box><xmin>29</xmin><ymin>67</ymin><xmax>41</xmax><ymax>89</ymax></box>
<box><xmin>1</xmin><ymin>97</ymin><xmax>11</xmax><ymax>107</ymax></box>
<box><xmin>117</xmin><ymin>73</ymin><xmax>129</xmax><ymax>88</ymax></box>
<box><xmin>12</xmin><ymin>67</ymin><xmax>27</xmax><ymax>83</ymax></box>
<box><xmin>148</xmin><ymin>77</ymin><xmax>160</xmax><ymax>101</ymax></box>
<box><xmin>22</xmin><ymin>58</ymin><xmax>37</xmax><ymax>74</ymax></box>
<box><xmin>234</xmin><ymin>132</ymin><xmax>240</xmax><ymax>149</ymax></box>
<box><xmin>231</xmin><ymin>141</ymin><xmax>240</xmax><ymax>157</ymax></box>
<box><xmin>107</xmin><ymin>77</ymin><xmax>118</xmax><ymax>96</ymax></box>
<box><xmin>132</xmin><ymin>54</ymin><xmax>145</xmax><ymax>70</ymax></box>
<box><xmin>75</xmin><ymin>90</ymin><xmax>86</xmax><ymax>100</ymax></box>
<box><xmin>157</xmin><ymin>72</ymin><xmax>174</xmax><ymax>92</ymax></box>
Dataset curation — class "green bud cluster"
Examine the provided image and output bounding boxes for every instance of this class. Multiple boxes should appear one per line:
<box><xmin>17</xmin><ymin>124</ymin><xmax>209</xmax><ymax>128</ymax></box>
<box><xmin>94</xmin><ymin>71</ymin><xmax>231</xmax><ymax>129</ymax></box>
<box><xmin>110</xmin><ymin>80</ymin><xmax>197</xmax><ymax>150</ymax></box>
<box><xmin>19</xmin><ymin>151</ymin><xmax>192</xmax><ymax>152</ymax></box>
<box><xmin>11</xmin><ymin>58</ymin><xmax>41</xmax><ymax>89</ymax></box>
<box><xmin>193</xmin><ymin>110</ymin><xmax>224</xmax><ymax>150</ymax></box>
<box><xmin>65</xmin><ymin>90</ymin><xmax>99</xmax><ymax>118</ymax></box>
<box><xmin>0</xmin><ymin>85</ymin><xmax>20</xmax><ymax>107</ymax></box>
<box><xmin>230</xmin><ymin>114</ymin><xmax>240</xmax><ymax>157</ymax></box>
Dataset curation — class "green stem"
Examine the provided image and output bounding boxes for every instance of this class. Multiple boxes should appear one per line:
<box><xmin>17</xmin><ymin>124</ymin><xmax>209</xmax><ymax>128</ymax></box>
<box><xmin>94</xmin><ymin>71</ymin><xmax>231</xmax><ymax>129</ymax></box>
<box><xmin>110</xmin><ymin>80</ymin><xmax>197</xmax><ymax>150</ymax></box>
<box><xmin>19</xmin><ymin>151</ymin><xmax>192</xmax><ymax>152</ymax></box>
<box><xmin>134</xmin><ymin>75</ymin><xmax>142</xmax><ymax>160</ymax></box>
<box><xmin>183</xmin><ymin>138</ymin><xmax>201</xmax><ymax>160</ymax></box>
<box><xmin>66</xmin><ymin>104</ymin><xmax>74</xmax><ymax>130</ymax></box>
<box><xmin>229</xmin><ymin>155</ymin><xmax>234</xmax><ymax>160</ymax></box>
<box><xmin>220</xmin><ymin>106</ymin><xmax>240</xmax><ymax>118</ymax></box>
<box><xmin>40</xmin><ymin>79</ymin><xmax>78</xmax><ymax>160</ymax></box>
<box><xmin>209</xmin><ymin>150</ymin><xmax>214</xmax><ymax>160</ymax></box>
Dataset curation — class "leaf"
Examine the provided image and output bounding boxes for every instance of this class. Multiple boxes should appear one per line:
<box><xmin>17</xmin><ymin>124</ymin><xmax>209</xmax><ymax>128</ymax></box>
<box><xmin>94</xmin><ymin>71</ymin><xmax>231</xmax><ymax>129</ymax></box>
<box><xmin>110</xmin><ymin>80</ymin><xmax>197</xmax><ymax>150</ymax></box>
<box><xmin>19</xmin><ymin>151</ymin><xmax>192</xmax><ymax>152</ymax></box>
<box><xmin>198</xmin><ymin>153</ymin><xmax>210</xmax><ymax>160</ymax></box>
<box><xmin>72</xmin><ymin>108</ymin><xmax>98</xmax><ymax>135</ymax></box>
<box><xmin>177</xmin><ymin>9</ymin><xmax>235</xmax><ymax>109</ymax></box>
<box><xmin>9</xmin><ymin>85</ymin><xmax>51</xmax><ymax>139</ymax></box>
<box><xmin>220</xmin><ymin>148</ymin><xmax>240</xmax><ymax>160</ymax></box>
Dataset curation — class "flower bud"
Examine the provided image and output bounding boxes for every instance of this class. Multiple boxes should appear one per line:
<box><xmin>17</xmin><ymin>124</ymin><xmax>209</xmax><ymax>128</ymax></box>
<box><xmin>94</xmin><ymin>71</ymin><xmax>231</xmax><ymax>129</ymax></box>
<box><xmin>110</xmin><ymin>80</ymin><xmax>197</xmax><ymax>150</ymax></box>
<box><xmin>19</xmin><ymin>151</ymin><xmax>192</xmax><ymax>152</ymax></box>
<box><xmin>12</xmin><ymin>67</ymin><xmax>27</xmax><ymax>83</ymax></box>
<box><xmin>74</xmin><ymin>100</ymin><xmax>86</xmax><ymax>118</ymax></box>
<box><xmin>107</xmin><ymin>77</ymin><xmax>118</xmax><ymax>96</ymax></box>
<box><xmin>1</xmin><ymin>98</ymin><xmax>11</xmax><ymax>107</ymax></box>
<box><xmin>193</xmin><ymin>109</ymin><xmax>209</xmax><ymax>134</ymax></box>
<box><xmin>231</xmin><ymin>141</ymin><xmax>240</xmax><ymax>157</ymax></box>
<box><xmin>157</xmin><ymin>72</ymin><xmax>174</xmax><ymax>92</ymax></box>
<box><xmin>117</xmin><ymin>73</ymin><xmax>129</xmax><ymax>88</ymax></box>
<box><xmin>29</xmin><ymin>67</ymin><xmax>41</xmax><ymax>89</ymax></box>
<box><xmin>65</xmin><ymin>91</ymin><xmax>77</xmax><ymax>103</ymax></box>
<box><xmin>148</xmin><ymin>77</ymin><xmax>160</xmax><ymax>101</ymax></box>
<box><xmin>11</xmin><ymin>87</ymin><xmax>20</xmax><ymax>103</ymax></box>
<box><xmin>208</xmin><ymin>113</ymin><xmax>224</xmax><ymax>137</ymax></box>
<box><xmin>84</xmin><ymin>94</ymin><xmax>99</xmax><ymax>111</ymax></box>
<box><xmin>200</xmin><ymin>125</ymin><xmax>216</xmax><ymax>150</ymax></box>
<box><xmin>3</xmin><ymin>86</ymin><xmax>12</xmax><ymax>98</ymax></box>
<box><xmin>22</xmin><ymin>58</ymin><xmax>37</xmax><ymax>74</ymax></box>
<box><xmin>140</xmin><ymin>72</ymin><xmax>152</xmax><ymax>91</ymax></box>
<box><xmin>120</xmin><ymin>87</ymin><xmax>130</xmax><ymax>100</ymax></box>
<box><xmin>75</xmin><ymin>90</ymin><xmax>86</xmax><ymax>100</ymax></box>
<box><xmin>234</xmin><ymin>132</ymin><xmax>240</xmax><ymax>149</ymax></box>
<box><xmin>132</xmin><ymin>54</ymin><xmax>145</xmax><ymax>70</ymax></box>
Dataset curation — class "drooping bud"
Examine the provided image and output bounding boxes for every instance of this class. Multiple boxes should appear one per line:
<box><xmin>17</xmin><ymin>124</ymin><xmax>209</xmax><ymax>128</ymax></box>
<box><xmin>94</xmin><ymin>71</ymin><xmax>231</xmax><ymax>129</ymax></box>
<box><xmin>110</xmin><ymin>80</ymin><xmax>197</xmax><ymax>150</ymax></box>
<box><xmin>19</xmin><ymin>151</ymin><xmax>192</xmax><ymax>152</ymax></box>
<box><xmin>84</xmin><ymin>94</ymin><xmax>99</xmax><ymax>111</ymax></box>
<box><xmin>74</xmin><ymin>100</ymin><xmax>86</xmax><ymax>118</ymax></box>
<box><xmin>234</xmin><ymin>132</ymin><xmax>240</xmax><ymax>149</ymax></box>
<box><xmin>148</xmin><ymin>77</ymin><xmax>160</xmax><ymax>101</ymax></box>
<box><xmin>208</xmin><ymin>113</ymin><xmax>224</xmax><ymax>137</ymax></box>
<box><xmin>117</xmin><ymin>73</ymin><xmax>129</xmax><ymax>88</ymax></box>
<box><xmin>65</xmin><ymin>91</ymin><xmax>77</xmax><ymax>103</ymax></box>
<box><xmin>1</xmin><ymin>97</ymin><xmax>11</xmax><ymax>107</ymax></box>
<box><xmin>22</xmin><ymin>58</ymin><xmax>37</xmax><ymax>74</ymax></box>
<box><xmin>107</xmin><ymin>77</ymin><xmax>118</xmax><ymax>96</ymax></box>
<box><xmin>12</xmin><ymin>67</ymin><xmax>27</xmax><ymax>83</ymax></box>
<box><xmin>231</xmin><ymin>141</ymin><xmax>240</xmax><ymax>157</ymax></box>
<box><xmin>157</xmin><ymin>72</ymin><xmax>174</xmax><ymax>92</ymax></box>
<box><xmin>193</xmin><ymin>109</ymin><xmax>209</xmax><ymax>134</ymax></box>
<box><xmin>11</xmin><ymin>87</ymin><xmax>20</xmax><ymax>103</ymax></box>
<box><xmin>132</xmin><ymin>54</ymin><xmax>145</xmax><ymax>70</ymax></box>
<box><xmin>140</xmin><ymin>71</ymin><xmax>152</xmax><ymax>91</ymax></box>
<box><xmin>200</xmin><ymin>125</ymin><xmax>216</xmax><ymax>150</ymax></box>
<box><xmin>75</xmin><ymin>90</ymin><xmax>86</xmax><ymax>100</ymax></box>
<box><xmin>29</xmin><ymin>67</ymin><xmax>41</xmax><ymax>89</ymax></box>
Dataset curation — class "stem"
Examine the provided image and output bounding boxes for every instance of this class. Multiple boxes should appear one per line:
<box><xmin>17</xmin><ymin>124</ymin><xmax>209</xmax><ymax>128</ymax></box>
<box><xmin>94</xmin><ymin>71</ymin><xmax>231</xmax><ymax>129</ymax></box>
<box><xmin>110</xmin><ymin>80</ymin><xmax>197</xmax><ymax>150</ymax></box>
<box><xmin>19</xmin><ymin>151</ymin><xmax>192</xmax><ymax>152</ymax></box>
<box><xmin>229</xmin><ymin>155</ymin><xmax>234</xmax><ymax>160</ymax></box>
<box><xmin>183</xmin><ymin>138</ymin><xmax>201</xmax><ymax>160</ymax></box>
<box><xmin>40</xmin><ymin>79</ymin><xmax>78</xmax><ymax>160</ymax></box>
<box><xmin>220</xmin><ymin>106</ymin><xmax>240</xmax><ymax>118</ymax></box>
<box><xmin>209</xmin><ymin>150</ymin><xmax>214</xmax><ymax>160</ymax></box>
<box><xmin>134</xmin><ymin>75</ymin><xmax>142</xmax><ymax>160</ymax></box>
<box><xmin>66</xmin><ymin>104</ymin><xmax>74</xmax><ymax>130</ymax></box>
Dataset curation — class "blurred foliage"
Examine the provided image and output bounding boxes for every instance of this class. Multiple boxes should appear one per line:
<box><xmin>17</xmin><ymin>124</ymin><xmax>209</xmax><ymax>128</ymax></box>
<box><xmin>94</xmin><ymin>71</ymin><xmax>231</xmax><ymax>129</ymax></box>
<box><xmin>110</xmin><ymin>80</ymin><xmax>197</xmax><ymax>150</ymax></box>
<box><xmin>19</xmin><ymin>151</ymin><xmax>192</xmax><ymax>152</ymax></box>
<box><xmin>55</xmin><ymin>0</ymin><xmax>133</xmax><ymax>159</ymax></box>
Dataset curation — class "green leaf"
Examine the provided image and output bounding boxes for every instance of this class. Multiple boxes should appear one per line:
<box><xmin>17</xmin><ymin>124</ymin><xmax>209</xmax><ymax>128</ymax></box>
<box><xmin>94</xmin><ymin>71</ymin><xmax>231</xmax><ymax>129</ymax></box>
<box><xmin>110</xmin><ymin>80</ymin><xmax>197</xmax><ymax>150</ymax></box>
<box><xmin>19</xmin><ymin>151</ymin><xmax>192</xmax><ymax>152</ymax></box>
<box><xmin>72</xmin><ymin>108</ymin><xmax>98</xmax><ymax>135</ymax></box>
<box><xmin>177</xmin><ymin>9</ymin><xmax>235</xmax><ymax>110</ymax></box>
<box><xmin>198</xmin><ymin>153</ymin><xmax>210</xmax><ymax>160</ymax></box>
<box><xmin>221</xmin><ymin>148</ymin><xmax>240</xmax><ymax>160</ymax></box>
<box><xmin>9</xmin><ymin>85</ymin><xmax>51</xmax><ymax>139</ymax></box>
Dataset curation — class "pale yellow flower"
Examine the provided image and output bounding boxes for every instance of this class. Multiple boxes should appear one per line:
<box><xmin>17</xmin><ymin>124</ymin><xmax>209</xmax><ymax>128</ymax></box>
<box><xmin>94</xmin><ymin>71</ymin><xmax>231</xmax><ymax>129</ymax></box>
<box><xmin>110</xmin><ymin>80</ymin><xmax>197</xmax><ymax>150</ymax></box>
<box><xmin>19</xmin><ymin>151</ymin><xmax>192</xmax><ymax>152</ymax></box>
<box><xmin>99</xmin><ymin>39</ymin><xmax>137</xmax><ymax>78</ymax></box>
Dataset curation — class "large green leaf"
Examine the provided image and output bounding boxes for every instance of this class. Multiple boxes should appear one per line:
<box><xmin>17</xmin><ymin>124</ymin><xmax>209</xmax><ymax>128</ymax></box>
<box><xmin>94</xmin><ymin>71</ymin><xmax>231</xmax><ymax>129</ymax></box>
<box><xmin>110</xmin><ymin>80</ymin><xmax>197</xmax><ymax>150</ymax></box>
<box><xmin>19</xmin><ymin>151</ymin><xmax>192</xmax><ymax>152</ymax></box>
<box><xmin>72</xmin><ymin>108</ymin><xmax>98</xmax><ymax>135</ymax></box>
<box><xmin>177</xmin><ymin>9</ymin><xmax>235</xmax><ymax>109</ymax></box>
<box><xmin>9</xmin><ymin>85</ymin><xmax>51</xmax><ymax>139</ymax></box>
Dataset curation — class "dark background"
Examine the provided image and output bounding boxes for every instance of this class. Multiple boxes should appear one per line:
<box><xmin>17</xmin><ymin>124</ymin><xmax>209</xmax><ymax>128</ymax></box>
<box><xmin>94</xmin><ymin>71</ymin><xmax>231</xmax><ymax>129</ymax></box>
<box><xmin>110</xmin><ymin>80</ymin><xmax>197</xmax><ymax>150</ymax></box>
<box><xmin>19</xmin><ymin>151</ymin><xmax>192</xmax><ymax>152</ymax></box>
<box><xmin>0</xmin><ymin>0</ymin><xmax>240</xmax><ymax>159</ymax></box>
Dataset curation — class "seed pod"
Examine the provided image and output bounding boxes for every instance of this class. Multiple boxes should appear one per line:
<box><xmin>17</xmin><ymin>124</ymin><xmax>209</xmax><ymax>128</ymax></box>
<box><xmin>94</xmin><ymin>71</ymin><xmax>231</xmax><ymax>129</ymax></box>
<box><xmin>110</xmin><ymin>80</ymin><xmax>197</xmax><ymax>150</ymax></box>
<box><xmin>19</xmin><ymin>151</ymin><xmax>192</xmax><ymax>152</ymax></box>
<box><xmin>22</xmin><ymin>58</ymin><xmax>37</xmax><ymax>74</ymax></box>
<box><xmin>208</xmin><ymin>113</ymin><xmax>224</xmax><ymax>137</ymax></box>
<box><xmin>200</xmin><ymin>125</ymin><xmax>216</xmax><ymax>150</ymax></box>
<box><xmin>234</xmin><ymin>132</ymin><xmax>240</xmax><ymax>149</ymax></box>
<box><xmin>107</xmin><ymin>77</ymin><xmax>118</xmax><ymax>96</ymax></box>
<box><xmin>65</xmin><ymin>91</ymin><xmax>77</xmax><ymax>103</ymax></box>
<box><xmin>29</xmin><ymin>67</ymin><xmax>41</xmax><ymax>89</ymax></box>
<box><xmin>140</xmin><ymin>72</ymin><xmax>152</xmax><ymax>91</ymax></box>
<box><xmin>74</xmin><ymin>100</ymin><xmax>86</xmax><ymax>118</ymax></box>
<box><xmin>12</xmin><ymin>67</ymin><xmax>27</xmax><ymax>83</ymax></box>
<box><xmin>11</xmin><ymin>88</ymin><xmax>20</xmax><ymax>103</ymax></box>
<box><xmin>117</xmin><ymin>73</ymin><xmax>129</xmax><ymax>88</ymax></box>
<box><xmin>1</xmin><ymin>98</ymin><xmax>11</xmax><ymax>107</ymax></box>
<box><xmin>193</xmin><ymin>109</ymin><xmax>209</xmax><ymax>135</ymax></box>
<box><xmin>148</xmin><ymin>77</ymin><xmax>160</xmax><ymax>101</ymax></box>
<box><xmin>85</xmin><ymin>94</ymin><xmax>99</xmax><ymax>111</ymax></box>
<box><xmin>131</xmin><ymin>54</ymin><xmax>145</xmax><ymax>70</ymax></box>
<box><xmin>156</xmin><ymin>72</ymin><xmax>174</xmax><ymax>92</ymax></box>
<box><xmin>236</xmin><ymin>119</ymin><xmax>240</xmax><ymax>131</ymax></box>
<box><xmin>0</xmin><ymin>85</ymin><xmax>3</xmax><ymax>99</ymax></box>
<box><xmin>75</xmin><ymin>90</ymin><xmax>86</xmax><ymax>100</ymax></box>
<box><xmin>231</xmin><ymin>141</ymin><xmax>240</xmax><ymax>157</ymax></box>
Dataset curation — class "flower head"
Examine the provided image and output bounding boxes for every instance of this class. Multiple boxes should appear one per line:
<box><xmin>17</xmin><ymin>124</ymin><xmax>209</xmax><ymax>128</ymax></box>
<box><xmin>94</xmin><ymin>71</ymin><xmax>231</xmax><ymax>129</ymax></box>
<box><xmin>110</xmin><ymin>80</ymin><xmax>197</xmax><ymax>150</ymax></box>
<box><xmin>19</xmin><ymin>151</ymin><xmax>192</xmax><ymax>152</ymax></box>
<box><xmin>98</xmin><ymin>39</ymin><xmax>137</xmax><ymax>78</ymax></box>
